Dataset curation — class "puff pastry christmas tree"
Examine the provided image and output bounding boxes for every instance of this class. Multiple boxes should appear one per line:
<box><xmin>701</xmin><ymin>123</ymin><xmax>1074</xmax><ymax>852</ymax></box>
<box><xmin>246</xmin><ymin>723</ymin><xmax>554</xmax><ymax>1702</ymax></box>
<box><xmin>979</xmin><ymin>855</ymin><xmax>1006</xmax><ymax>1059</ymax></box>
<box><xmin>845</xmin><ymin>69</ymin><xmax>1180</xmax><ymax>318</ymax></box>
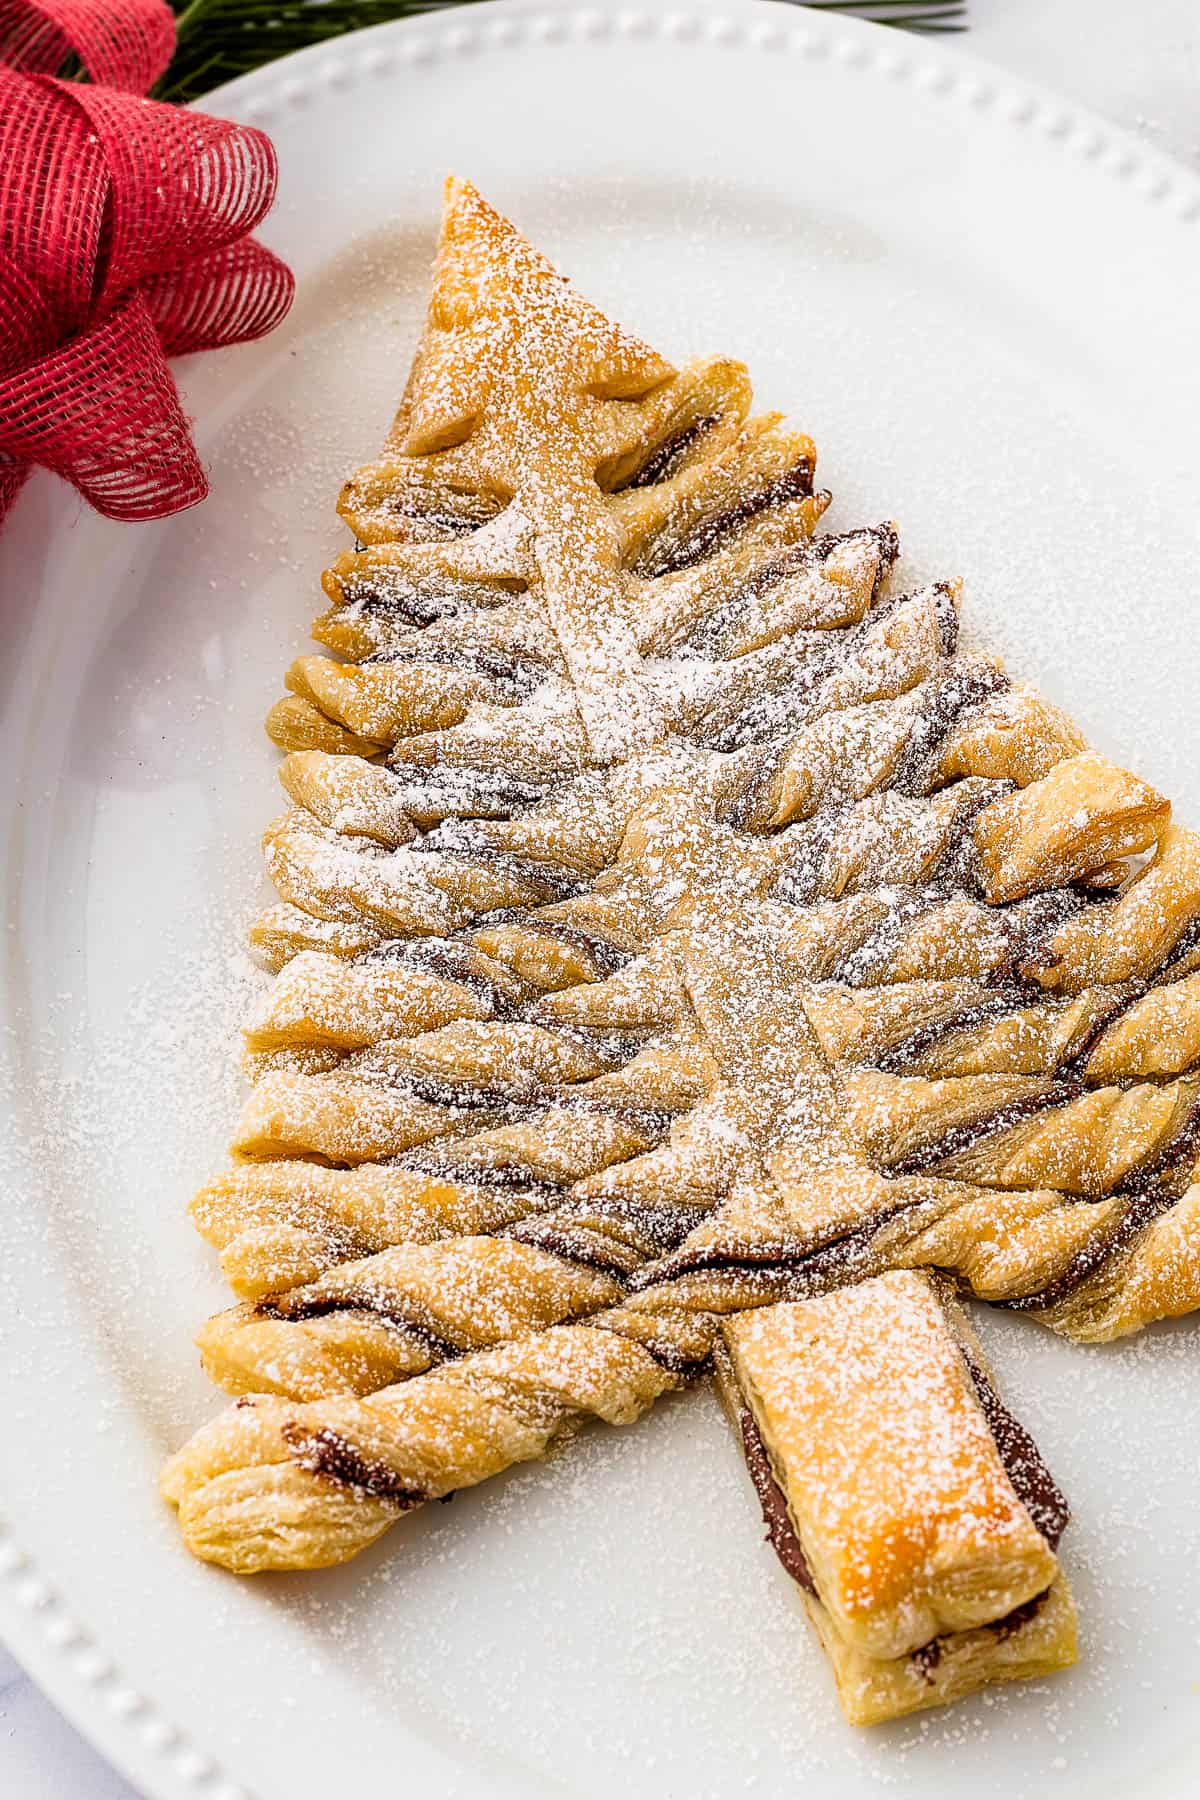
<box><xmin>161</xmin><ymin>179</ymin><xmax>1200</xmax><ymax>1729</ymax></box>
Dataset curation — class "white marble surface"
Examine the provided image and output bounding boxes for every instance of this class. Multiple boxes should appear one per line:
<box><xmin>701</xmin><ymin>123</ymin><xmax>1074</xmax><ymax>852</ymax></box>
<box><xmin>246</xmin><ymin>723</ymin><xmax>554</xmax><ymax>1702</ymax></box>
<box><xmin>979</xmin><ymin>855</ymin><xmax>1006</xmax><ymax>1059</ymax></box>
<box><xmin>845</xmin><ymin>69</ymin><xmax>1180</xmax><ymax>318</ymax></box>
<box><xmin>2</xmin><ymin>1</ymin><xmax>1196</xmax><ymax>1795</ymax></box>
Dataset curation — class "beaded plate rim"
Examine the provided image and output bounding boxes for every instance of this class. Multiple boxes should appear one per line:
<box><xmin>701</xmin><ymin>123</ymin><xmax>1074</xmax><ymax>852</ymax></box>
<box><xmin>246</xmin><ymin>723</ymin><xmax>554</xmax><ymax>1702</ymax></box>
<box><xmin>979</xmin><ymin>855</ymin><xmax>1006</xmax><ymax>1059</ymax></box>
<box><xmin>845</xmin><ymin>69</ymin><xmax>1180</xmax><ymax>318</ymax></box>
<box><xmin>2</xmin><ymin>3</ymin><xmax>1199</xmax><ymax>1797</ymax></box>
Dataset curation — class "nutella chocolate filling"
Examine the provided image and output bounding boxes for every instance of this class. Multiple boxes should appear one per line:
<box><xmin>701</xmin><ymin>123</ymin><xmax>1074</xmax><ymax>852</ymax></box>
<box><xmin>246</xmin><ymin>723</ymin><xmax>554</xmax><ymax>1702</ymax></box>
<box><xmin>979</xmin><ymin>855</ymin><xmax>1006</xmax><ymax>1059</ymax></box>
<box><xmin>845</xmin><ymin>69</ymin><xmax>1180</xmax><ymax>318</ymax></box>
<box><xmin>931</xmin><ymin>580</ymin><xmax>961</xmax><ymax>656</ymax></box>
<box><xmin>735</xmin><ymin>1399</ymin><xmax>817</xmax><ymax>1595</ymax></box>
<box><xmin>960</xmin><ymin>1352</ymin><xmax>1070</xmax><ymax>1549</ymax></box>
<box><xmin>408</xmin><ymin>834</ymin><xmax>587</xmax><ymax>903</ymax></box>
<box><xmin>770</xmin><ymin>777</ymin><xmax>1009</xmax><ymax>911</ymax></box>
<box><xmin>908</xmin><ymin>1589</ymin><xmax>1051</xmax><ymax>1682</ymax></box>
<box><xmin>867</xmin><ymin>520</ymin><xmax>902</xmax><ymax>584</ymax></box>
<box><xmin>678</xmin><ymin>523</ymin><xmax>899</xmax><ymax>664</ymax></box>
<box><xmin>873</xmin><ymin>988</ymin><xmax>1035</xmax><ymax>1074</ymax></box>
<box><xmin>1053</xmin><ymin>930</ymin><xmax>1200</xmax><ymax>1082</ymax></box>
<box><xmin>256</xmin><ymin>1293</ymin><xmax>464</xmax><ymax>1364</ymax></box>
<box><xmin>281</xmin><ymin>1422</ymin><xmax>428</xmax><ymax>1506</ymax></box>
<box><xmin>337</xmin><ymin>576</ymin><xmax>468</xmax><ymax>626</ymax></box>
<box><xmin>827</xmin><ymin>884</ymin><xmax>957</xmax><ymax>987</ymax></box>
<box><xmin>886</xmin><ymin>1085</ymin><xmax>1080</xmax><ymax>1178</ymax></box>
<box><xmin>614</xmin><ymin>1330</ymin><xmax>713</xmax><ymax>1382</ymax></box>
<box><xmin>395</xmin><ymin>1155</ymin><xmax>566</xmax><ymax>1204</ymax></box>
<box><xmin>629</xmin><ymin>1199</ymin><xmax>923</xmax><ymax>1294</ymax></box>
<box><xmin>991</xmin><ymin>884</ymin><xmax>1106</xmax><ymax>986</ymax></box>
<box><xmin>926</xmin><ymin>777</ymin><xmax>1015</xmax><ymax>894</ymax></box>
<box><xmin>364</xmin><ymin>640</ymin><xmax>549</xmax><ymax>700</ymax></box>
<box><xmin>367</xmin><ymin>1068</ymin><xmax>529</xmax><ymax>1114</ymax></box>
<box><xmin>1156</xmin><ymin>909</ymin><xmax>1200</xmax><ymax>983</ymax></box>
<box><xmin>720</xmin><ymin>737</ymin><xmax>795</xmax><ymax>834</ymax></box>
<box><xmin>502</xmin><ymin>1193</ymin><xmax>698</xmax><ymax>1272</ymax></box>
<box><xmin>387</xmin><ymin>766</ymin><xmax>546</xmax><ymax>823</ymax></box>
<box><xmin>337</xmin><ymin>567</ymin><xmax>520</xmax><ymax>626</ymax></box>
<box><xmin>625</xmin><ymin>415</ymin><xmax>719</xmax><ymax>490</ymax></box>
<box><xmin>715</xmin><ymin>577</ymin><xmax>965</xmax><ymax>761</ymax></box>
<box><xmin>544</xmin><ymin>1193</ymin><xmax>709</xmax><ymax>1244</ymax></box>
<box><xmin>500</xmin><ymin>1222</ymin><xmax>637</xmax><ymax>1281</ymax></box>
<box><xmin>869</xmin><ymin>950</ymin><xmax>1176</xmax><ymax>1079</ymax></box>
<box><xmin>887</xmin><ymin>661</ymin><xmax>1012</xmax><ymax>798</ymax></box>
<box><xmin>726</xmin><ymin>653</ymin><xmax>1006</xmax><ymax>835</ymax></box>
<box><xmin>999</xmin><ymin>1096</ymin><xmax>1200</xmax><ymax>1314</ymax></box>
<box><xmin>1051</xmin><ymin>979</ymin><xmax>1151</xmax><ymax>1083</ymax></box>
<box><xmin>1028</xmin><ymin>1191</ymin><xmax>1182</xmax><ymax>1307</ymax></box>
<box><xmin>704</xmin><ymin>637</ymin><xmax>843</xmax><ymax>757</ymax></box>
<box><xmin>539</xmin><ymin>1024</ymin><xmax>650</xmax><ymax>1068</ymax></box>
<box><xmin>767</xmin><ymin>805</ymin><xmax>851</xmax><ymax>907</ymax></box>
<box><xmin>498</xmin><ymin>916</ymin><xmax>631</xmax><ymax>976</ymax></box>
<box><xmin>677</xmin><ymin>539</ymin><xmax>822</xmax><ymax>663</ymax></box>
<box><xmin>360</xmin><ymin>938</ymin><xmax>519</xmax><ymax>1017</ymax></box>
<box><xmin>641</xmin><ymin>459</ymin><xmax>817</xmax><ymax>579</ymax></box>
<box><xmin>380</xmin><ymin>493</ymin><xmax>499</xmax><ymax>537</ymax></box>
<box><xmin>396</xmin><ymin>508</ymin><xmax>479</xmax><ymax>538</ymax></box>
<box><xmin>372</xmin><ymin>1053</ymin><xmax>648</xmax><ymax>1120</ymax></box>
<box><xmin>552</xmin><ymin>1096</ymin><xmax>671</xmax><ymax>1136</ymax></box>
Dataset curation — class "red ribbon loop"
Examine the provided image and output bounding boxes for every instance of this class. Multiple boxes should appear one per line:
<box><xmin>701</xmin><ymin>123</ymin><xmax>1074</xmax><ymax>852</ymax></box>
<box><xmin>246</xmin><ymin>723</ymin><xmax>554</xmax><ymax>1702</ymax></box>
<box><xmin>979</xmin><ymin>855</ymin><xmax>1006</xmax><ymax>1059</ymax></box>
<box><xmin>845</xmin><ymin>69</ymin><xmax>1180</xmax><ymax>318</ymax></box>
<box><xmin>0</xmin><ymin>0</ymin><xmax>294</xmax><ymax>523</ymax></box>
<box><xmin>0</xmin><ymin>0</ymin><xmax>175</xmax><ymax>93</ymax></box>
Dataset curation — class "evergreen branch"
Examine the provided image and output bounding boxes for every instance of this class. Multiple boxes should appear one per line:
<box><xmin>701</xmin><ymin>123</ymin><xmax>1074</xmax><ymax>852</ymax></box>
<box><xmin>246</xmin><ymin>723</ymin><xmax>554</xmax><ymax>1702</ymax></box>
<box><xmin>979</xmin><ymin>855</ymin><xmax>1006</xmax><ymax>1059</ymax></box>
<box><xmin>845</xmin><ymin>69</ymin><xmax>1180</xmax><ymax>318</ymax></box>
<box><xmin>153</xmin><ymin>0</ymin><xmax>965</xmax><ymax>105</ymax></box>
<box><xmin>156</xmin><ymin>1</ymin><xmax>481</xmax><ymax>103</ymax></box>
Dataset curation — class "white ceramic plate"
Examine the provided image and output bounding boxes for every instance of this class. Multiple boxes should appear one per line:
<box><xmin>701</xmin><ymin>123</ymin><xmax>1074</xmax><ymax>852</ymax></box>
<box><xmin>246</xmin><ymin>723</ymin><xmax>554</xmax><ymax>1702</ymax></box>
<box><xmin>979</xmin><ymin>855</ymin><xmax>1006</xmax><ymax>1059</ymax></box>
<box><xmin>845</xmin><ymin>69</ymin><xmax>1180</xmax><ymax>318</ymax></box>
<box><xmin>3</xmin><ymin>4</ymin><xmax>1200</xmax><ymax>1796</ymax></box>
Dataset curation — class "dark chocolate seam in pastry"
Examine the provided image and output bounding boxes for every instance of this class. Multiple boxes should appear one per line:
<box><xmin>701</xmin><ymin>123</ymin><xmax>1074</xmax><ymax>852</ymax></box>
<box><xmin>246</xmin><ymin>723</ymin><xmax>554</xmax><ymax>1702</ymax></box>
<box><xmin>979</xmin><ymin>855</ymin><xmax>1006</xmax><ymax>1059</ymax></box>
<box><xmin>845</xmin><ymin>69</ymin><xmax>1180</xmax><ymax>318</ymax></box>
<box><xmin>959</xmin><ymin>1351</ymin><xmax>1069</xmax><ymax>1548</ymax></box>
<box><xmin>279</xmin><ymin>1421</ymin><xmax>428</xmax><ymax>1506</ymax></box>
<box><xmin>624</xmin><ymin>416</ymin><xmax>720</xmax><ymax>490</ymax></box>
<box><xmin>638</xmin><ymin>459</ymin><xmax>817</xmax><ymax>578</ymax></box>
<box><xmin>998</xmin><ymin>1097</ymin><xmax>1200</xmax><ymax>1312</ymax></box>
<box><xmin>885</xmin><ymin>1087</ymin><xmax>1085</xmax><ymax>1177</ymax></box>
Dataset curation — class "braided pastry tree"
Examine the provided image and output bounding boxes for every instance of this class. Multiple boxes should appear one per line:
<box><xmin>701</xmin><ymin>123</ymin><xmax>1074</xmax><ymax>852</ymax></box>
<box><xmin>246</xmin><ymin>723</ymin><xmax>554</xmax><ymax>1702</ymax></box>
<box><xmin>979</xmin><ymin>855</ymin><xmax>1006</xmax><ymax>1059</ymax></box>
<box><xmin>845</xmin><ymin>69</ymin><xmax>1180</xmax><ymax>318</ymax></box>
<box><xmin>165</xmin><ymin>181</ymin><xmax>1193</xmax><ymax>1723</ymax></box>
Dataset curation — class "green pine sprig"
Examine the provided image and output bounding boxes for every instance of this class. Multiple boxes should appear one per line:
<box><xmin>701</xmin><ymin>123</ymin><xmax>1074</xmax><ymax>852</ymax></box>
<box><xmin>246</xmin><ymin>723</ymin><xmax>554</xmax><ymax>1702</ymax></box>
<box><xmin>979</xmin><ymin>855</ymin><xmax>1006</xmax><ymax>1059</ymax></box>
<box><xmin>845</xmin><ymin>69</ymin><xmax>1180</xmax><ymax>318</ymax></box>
<box><xmin>154</xmin><ymin>0</ymin><xmax>964</xmax><ymax>106</ymax></box>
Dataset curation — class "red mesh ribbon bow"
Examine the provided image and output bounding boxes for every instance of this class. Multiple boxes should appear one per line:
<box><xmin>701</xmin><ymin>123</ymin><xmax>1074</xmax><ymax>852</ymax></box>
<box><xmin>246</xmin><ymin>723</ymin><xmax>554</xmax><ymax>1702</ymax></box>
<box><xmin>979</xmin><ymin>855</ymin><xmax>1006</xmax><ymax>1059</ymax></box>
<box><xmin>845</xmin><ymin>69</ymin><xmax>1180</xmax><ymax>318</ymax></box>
<box><xmin>0</xmin><ymin>0</ymin><xmax>294</xmax><ymax>522</ymax></box>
